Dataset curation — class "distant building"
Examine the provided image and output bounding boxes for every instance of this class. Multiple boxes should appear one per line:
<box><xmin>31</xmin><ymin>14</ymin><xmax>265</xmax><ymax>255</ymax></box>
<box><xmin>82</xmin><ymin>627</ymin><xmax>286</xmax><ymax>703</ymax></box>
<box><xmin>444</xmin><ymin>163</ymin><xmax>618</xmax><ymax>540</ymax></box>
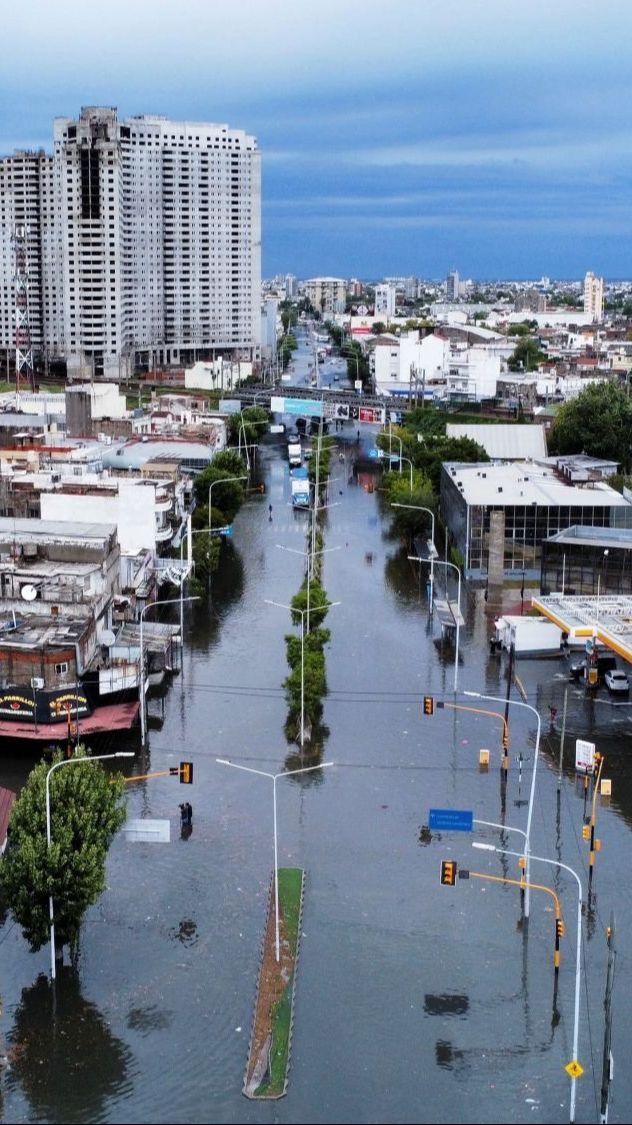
<box><xmin>583</xmin><ymin>272</ymin><xmax>604</xmax><ymax>321</ymax></box>
<box><xmin>285</xmin><ymin>274</ymin><xmax>297</xmax><ymax>299</ymax></box>
<box><xmin>374</xmin><ymin>284</ymin><xmax>396</xmax><ymax>321</ymax></box>
<box><xmin>515</xmin><ymin>290</ymin><xmax>547</xmax><ymax>313</ymax></box>
<box><xmin>446</xmin><ymin>270</ymin><xmax>461</xmax><ymax>302</ymax></box>
<box><xmin>304</xmin><ymin>277</ymin><xmax>347</xmax><ymax>316</ymax></box>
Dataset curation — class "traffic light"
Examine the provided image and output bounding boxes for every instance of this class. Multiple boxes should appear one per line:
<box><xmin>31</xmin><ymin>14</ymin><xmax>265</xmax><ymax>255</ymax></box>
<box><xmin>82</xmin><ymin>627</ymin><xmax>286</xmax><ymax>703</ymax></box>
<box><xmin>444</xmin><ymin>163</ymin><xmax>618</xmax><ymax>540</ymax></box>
<box><xmin>502</xmin><ymin>729</ymin><xmax>509</xmax><ymax>751</ymax></box>
<box><xmin>440</xmin><ymin>860</ymin><xmax>457</xmax><ymax>886</ymax></box>
<box><xmin>423</xmin><ymin>695</ymin><xmax>434</xmax><ymax>716</ymax></box>
<box><xmin>179</xmin><ymin>761</ymin><xmax>193</xmax><ymax>785</ymax></box>
<box><xmin>556</xmin><ymin>918</ymin><xmax>565</xmax><ymax>938</ymax></box>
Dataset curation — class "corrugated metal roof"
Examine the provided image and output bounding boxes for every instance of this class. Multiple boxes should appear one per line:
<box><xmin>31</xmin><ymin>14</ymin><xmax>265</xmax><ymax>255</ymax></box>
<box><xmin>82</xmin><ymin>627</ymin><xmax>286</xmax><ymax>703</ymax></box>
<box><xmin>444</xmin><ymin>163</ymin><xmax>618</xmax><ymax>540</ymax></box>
<box><xmin>446</xmin><ymin>423</ymin><xmax>547</xmax><ymax>460</ymax></box>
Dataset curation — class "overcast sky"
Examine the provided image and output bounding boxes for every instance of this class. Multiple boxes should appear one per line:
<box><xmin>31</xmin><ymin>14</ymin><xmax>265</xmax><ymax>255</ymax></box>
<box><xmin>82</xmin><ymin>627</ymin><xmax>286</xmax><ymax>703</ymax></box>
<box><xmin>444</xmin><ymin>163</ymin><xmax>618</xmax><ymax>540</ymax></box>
<box><xmin>3</xmin><ymin>0</ymin><xmax>632</xmax><ymax>279</ymax></box>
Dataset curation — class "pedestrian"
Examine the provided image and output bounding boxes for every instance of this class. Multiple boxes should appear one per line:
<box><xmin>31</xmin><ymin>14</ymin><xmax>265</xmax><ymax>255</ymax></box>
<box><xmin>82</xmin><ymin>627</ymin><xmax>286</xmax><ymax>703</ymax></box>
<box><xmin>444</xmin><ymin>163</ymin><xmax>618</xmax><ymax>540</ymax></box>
<box><xmin>268</xmin><ymin>503</ymin><xmax>273</xmax><ymax>520</ymax></box>
<box><xmin>179</xmin><ymin>802</ymin><xmax>187</xmax><ymax>828</ymax></box>
<box><xmin>185</xmin><ymin>801</ymin><xmax>193</xmax><ymax>825</ymax></box>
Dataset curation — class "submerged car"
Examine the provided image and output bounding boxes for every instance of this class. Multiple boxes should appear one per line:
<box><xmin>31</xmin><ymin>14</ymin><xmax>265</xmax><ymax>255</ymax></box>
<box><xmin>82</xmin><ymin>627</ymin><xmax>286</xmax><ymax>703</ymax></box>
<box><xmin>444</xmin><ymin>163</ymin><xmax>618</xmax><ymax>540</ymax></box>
<box><xmin>605</xmin><ymin>669</ymin><xmax>630</xmax><ymax>694</ymax></box>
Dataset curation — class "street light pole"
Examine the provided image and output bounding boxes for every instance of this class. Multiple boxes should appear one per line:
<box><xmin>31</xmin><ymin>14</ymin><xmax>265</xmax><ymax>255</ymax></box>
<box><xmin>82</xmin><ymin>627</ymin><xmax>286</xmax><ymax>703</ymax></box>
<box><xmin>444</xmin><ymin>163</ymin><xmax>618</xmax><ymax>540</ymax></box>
<box><xmin>216</xmin><ymin>759</ymin><xmax>333</xmax><ymax>960</ymax></box>
<box><xmin>139</xmin><ymin>596</ymin><xmax>199</xmax><ymax>746</ymax></box>
<box><xmin>473</xmin><ymin>841</ymin><xmax>583</xmax><ymax>1123</ymax></box>
<box><xmin>465</xmin><ymin>691</ymin><xmax>541</xmax><ymax>919</ymax></box>
<box><xmin>410</xmin><ymin>556</ymin><xmax>461</xmax><ymax>689</ymax></box>
<box><xmin>46</xmin><ymin>751</ymin><xmax>134</xmax><ymax>980</ymax></box>
<box><xmin>393</xmin><ymin>503</ymin><xmax>436</xmax><ymax>612</ymax></box>
<box><xmin>208</xmin><ymin>475</ymin><xmax>248</xmax><ymax>532</ymax></box>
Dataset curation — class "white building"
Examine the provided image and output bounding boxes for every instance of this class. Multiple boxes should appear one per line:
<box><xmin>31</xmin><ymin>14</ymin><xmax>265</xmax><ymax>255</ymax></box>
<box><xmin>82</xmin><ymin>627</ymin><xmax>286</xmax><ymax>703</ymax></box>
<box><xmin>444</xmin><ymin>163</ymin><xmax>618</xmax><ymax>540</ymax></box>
<box><xmin>1</xmin><ymin>107</ymin><xmax>261</xmax><ymax>379</ymax></box>
<box><xmin>374</xmin><ymin>284</ymin><xmax>396</xmax><ymax>321</ymax></box>
<box><xmin>40</xmin><ymin>477</ymin><xmax>175</xmax><ymax>554</ymax></box>
<box><xmin>583</xmin><ymin>271</ymin><xmax>604</xmax><ymax>321</ymax></box>
<box><xmin>0</xmin><ymin>150</ymin><xmax>62</xmax><ymax>365</ymax></box>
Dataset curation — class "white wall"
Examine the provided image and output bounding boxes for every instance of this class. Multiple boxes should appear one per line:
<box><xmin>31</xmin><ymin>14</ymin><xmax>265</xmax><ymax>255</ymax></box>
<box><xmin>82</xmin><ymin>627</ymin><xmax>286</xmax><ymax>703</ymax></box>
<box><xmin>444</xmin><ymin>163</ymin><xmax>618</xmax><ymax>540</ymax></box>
<box><xmin>40</xmin><ymin>480</ymin><xmax>157</xmax><ymax>553</ymax></box>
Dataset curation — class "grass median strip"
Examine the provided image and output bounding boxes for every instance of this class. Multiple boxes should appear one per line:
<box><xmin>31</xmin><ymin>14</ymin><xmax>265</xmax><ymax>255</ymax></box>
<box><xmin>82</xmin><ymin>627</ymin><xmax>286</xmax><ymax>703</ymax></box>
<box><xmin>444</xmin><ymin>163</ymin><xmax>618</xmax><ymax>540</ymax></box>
<box><xmin>244</xmin><ymin>867</ymin><xmax>305</xmax><ymax>1099</ymax></box>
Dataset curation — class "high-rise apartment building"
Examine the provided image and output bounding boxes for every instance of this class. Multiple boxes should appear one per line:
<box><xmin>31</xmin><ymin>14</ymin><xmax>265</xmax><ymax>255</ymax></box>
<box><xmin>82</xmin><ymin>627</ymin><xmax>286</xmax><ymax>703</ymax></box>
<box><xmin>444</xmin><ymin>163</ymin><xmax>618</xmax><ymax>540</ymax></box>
<box><xmin>1</xmin><ymin>107</ymin><xmax>261</xmax><ymax>378</ymax></box>
<box><xmin>583</xmin><ymin>271</ymin><xmax>604</xmax><ymax>321</ymax></box>
<box><xmin>0</xmin><ymin>150</ymin><xmax>62</xmax><ymax>365</ymax></box>
<box><xmin>446</xmin><ymin>270</ymin><xmax>460</xmax><ymax>302</ymax></box>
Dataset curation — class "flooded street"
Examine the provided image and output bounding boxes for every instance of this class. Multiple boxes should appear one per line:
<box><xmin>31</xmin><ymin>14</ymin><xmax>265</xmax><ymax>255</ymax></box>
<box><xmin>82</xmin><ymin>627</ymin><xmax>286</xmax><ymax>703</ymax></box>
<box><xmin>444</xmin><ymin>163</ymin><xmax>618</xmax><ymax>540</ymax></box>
<box><xmin>2</xmin><ymin>430</ymin><xmax>632</xmax><ymax>1124</ymax></box>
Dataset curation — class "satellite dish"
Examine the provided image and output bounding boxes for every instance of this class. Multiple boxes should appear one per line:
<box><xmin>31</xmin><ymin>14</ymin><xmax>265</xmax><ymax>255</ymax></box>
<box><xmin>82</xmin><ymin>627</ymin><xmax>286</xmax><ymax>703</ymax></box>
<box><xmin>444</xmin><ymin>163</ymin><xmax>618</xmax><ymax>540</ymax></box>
<box><xmin>21</xmin><ymin>584</ymin><xmax>37</xmax><ymax>601</ymax></box>
<box><xmin>101</xmin><ymin>629</ymin><xmax>116</xmax><ymax>647</ymax></box>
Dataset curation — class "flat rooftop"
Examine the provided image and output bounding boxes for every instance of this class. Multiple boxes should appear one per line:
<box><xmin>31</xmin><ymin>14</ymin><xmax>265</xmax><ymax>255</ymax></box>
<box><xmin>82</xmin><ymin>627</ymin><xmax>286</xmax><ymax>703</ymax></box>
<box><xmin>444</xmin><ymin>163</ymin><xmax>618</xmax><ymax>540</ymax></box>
<box><xmin>0</xmin><ymin>612</ymin><xmax>88</xmax><ymax>648</ymax></box>
<box><xmin>545</xmin><ymin>525</ymin><xmax>632</xmax><ymax>550</ymax></box>
<box><xmin>0</xmin><ymin>517</ymin><xmax>116</xmax><ymax>546</ymax></box>
<box><xmin>443</xmin><ymin>462</ymin><xmax>632</xmax><ymax>509</ymax></box>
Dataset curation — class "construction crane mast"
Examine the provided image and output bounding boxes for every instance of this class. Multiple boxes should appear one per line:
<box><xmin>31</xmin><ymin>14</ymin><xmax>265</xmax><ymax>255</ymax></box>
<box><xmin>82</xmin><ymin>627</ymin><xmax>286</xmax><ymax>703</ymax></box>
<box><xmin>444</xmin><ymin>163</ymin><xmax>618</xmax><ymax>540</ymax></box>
<box><xmin>13</xmin><ymin>223</ymin><xmax>36</xmax><ymax>395</ymax></box>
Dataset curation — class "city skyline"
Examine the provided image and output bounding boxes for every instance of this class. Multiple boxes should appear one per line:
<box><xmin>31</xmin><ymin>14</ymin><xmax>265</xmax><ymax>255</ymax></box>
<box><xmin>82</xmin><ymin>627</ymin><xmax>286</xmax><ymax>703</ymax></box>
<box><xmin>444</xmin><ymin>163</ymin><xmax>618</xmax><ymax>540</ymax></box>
<box><xmin>2</xmin><ymin>0</ymin><xmax>632</xmax><ymax>278</ymax></box>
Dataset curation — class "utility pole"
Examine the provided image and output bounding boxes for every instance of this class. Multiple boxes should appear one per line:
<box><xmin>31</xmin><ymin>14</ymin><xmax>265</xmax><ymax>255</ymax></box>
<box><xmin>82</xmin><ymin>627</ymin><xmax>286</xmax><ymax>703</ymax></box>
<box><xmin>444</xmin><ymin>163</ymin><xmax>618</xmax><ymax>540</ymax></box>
<box><xmin>599</xmin><ymin>913</ymin><xmax>616</xmax><ymax>1123</ymax></box>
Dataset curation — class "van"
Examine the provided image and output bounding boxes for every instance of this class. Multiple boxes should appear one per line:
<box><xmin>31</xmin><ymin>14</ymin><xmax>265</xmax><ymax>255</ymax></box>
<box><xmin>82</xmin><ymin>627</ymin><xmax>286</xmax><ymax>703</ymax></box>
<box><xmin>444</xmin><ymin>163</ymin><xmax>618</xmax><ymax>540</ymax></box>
<box><xmin>569</xmin><ymin>653</ymin><xmax>617</xmax><ymax>684</ymax></box>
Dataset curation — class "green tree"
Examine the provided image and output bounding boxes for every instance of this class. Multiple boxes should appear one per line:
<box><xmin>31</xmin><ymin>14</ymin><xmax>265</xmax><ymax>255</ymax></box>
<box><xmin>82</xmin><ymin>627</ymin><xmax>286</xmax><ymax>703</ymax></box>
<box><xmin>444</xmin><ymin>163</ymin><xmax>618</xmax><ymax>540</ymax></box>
<box><xmin>228</xmin><ymin>405</ymin><xmax>270</xmax><ymax>447</ymax></box>
<box><xmin>0</xmin><ymin>748</ymin><xmax>126</xmax><ymax>955</ymax></box>
<box><xmin>548</xmin><ymin>381</ymin><xmax>632</xmax><ymax>470</ymax></box>
<box><xmin>194</xmin><ymin>455</ymin><xmax>247</xmax><ymax>516</ymax></box>
<box><xmin>507</xmin><ymin>337</ymin><xmax>547</xmax><ymax>371</ymax></box>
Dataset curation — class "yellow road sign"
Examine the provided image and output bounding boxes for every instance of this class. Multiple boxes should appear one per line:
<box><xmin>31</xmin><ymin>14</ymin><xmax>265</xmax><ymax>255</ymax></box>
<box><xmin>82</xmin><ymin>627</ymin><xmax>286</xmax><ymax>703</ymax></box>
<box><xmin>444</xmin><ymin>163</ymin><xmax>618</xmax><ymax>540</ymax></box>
<box><xmin>565</xmin><ymin>1060</ymin><xmax>584</xmax><ymax>1078</ymax></box>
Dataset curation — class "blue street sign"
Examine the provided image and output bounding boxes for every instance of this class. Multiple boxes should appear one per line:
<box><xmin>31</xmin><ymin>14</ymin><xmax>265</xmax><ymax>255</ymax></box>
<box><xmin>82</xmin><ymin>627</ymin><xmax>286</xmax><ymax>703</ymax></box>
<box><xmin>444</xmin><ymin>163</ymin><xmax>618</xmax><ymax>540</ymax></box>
<box><xmin>284</xmin><ymin>398</ymin><xmax>324</xmax><ymax>418</ymax></box>
<box><xmin>428</xmin><ymin>808</ymin><xmax>474</xmax><ymax>832</ymax></box>
<box><xmin>220</xmin><ymin>525</ymin><xmax>233</xmax><ymax>537</ymax></box>
<box><xmin>368</xmin><ymin>448</ymin><xmax>379</xmax><ymax>459</ymax></box>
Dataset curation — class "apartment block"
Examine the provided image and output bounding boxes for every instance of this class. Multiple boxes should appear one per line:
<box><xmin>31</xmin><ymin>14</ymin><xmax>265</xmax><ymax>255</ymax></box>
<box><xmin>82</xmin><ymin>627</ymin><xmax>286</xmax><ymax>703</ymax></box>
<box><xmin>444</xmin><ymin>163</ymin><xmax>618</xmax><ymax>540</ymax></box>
<box><xmin>583</xmin><ymin>271</ymin><xmax>604</xmax><ymax>321</ymax></box>
<box><xmin>304</xmin><ymin>277</ymin><xmax>347</xmax><ymax>316</ymax></box>
<box><xmin>1</xmin><ymin>107</ymin><xmax>261</xmax><ymax>379</ymax></box>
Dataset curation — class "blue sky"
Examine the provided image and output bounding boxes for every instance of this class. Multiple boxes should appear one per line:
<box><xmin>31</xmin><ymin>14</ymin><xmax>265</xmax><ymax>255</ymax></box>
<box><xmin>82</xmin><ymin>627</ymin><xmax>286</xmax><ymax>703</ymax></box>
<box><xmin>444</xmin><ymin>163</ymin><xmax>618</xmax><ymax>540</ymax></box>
<box><xmin>3</xmin><ymin>0</ymin><xmax>632</xmax><ymax>279</ymax></box>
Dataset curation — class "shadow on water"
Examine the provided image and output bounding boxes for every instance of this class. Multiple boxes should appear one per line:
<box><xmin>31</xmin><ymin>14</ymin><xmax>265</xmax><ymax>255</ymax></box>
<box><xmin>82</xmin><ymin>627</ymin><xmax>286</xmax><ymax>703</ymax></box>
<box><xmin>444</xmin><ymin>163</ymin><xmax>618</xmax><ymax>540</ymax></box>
<box><xmin>284</xmin><ymin>720</ymin><xmax>330</xmax><ymax>780</ymax></box>
<box><xmin>6</xmin><ymin>969</ymin><xmax>133</xmax><ymax>1124</ymax></box>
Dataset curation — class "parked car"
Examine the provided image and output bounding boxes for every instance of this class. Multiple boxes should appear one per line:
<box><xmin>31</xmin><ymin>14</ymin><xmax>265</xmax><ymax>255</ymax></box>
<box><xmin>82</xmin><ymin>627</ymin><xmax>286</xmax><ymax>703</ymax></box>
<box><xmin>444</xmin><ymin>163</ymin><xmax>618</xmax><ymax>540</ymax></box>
<box><xmin>605</xmin><ymin>669</ymin><xmax>630</xmax><ymax>694</ymax></box>
<box><xmin>569</xmin><ymin>653</ymin><xmax>617</xmax><ymax>683</ymax></box>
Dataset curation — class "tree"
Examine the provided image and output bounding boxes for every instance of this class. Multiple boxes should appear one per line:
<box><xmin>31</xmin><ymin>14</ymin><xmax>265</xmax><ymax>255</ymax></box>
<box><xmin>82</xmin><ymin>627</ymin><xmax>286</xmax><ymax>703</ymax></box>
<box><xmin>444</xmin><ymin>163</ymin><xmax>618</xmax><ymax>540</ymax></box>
<box><xmin>0</xmin><ymin>748</ymin><xmax>127</xmax><ymax>955</ymax></box>
<box><xmin>228</xmin><ymin>405</ymin><xmax>270</xmax><ymax>448</ymax></box>
<box><xmin>194</xmin><ymin>453</ymin><xmax>247</xmax><ymax>516</ymax></box>
<box><xmin>507</xmin><ymin>337</ymin><xmax>547</xmax><ymax>371</ymax></box>
<box><xmin>548</xmin><ymin>381</ymin><xmax>632</xmax><ymax>470</ymax></box>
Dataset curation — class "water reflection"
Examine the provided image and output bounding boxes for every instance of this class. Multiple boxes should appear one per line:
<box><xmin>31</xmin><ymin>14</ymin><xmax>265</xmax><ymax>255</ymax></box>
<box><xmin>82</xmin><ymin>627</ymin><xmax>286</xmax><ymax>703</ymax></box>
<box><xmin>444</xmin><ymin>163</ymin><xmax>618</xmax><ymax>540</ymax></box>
<box><xmin>424</xmin><ymin>993</ymin><xmax>469</xmax><ymax>1017</ymax></box>
<box><xmin>6</xmin><ymin>970</ymin><xmax>132</xmax><ymax>1123</ymax></box>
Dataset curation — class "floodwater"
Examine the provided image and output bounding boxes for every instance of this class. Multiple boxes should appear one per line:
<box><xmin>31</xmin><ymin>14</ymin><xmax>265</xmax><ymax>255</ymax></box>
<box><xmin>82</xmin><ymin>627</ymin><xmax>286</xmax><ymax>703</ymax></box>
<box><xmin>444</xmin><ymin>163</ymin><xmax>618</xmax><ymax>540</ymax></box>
<box><xmin>2</xmin><ymin>430</ymin><xmax>632</xmax><ymax>1124</ymax></box>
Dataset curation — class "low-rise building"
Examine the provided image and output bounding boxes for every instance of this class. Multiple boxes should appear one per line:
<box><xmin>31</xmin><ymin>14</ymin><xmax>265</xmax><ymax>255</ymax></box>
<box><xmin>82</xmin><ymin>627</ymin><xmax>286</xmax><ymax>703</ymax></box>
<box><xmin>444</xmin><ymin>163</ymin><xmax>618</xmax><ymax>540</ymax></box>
<box><xmin>440</xmin><ymin>461</ymin><xmax>632</xmax><ymax>580</ymax></box>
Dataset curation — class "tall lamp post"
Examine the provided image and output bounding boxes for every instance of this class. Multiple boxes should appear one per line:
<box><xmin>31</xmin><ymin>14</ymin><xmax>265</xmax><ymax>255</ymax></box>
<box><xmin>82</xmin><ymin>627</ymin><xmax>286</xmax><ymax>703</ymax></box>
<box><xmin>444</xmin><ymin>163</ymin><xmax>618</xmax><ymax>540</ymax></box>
<box><xmin>409</xmin><ymin>556</ymin><xmax>462</xmax><ymax>689</ymax></box>
<box><xmin>465</xmin><ymin>690</ymin><xmax>541</xmax><ymax>919</ymax></box>
<box><xmin>208</xmin><ymin>475</ymin><xmax>248</xmax><ymax>532</ymax></box>
<box><xmin>266</xmin><ymin>598</ymin><xmax>340</xmax><ymax>746</ymax></box>
<box><xmin>392</xmin><ymin>503</ymin><xmax>436</xmax><ymax>612</ymax></box>
<box><xmin>46</xmin><ymin>750</ymin><xmax>134</xmax><ymax>980</ymax></box>
<box><xmin>473</xmin><ymin>841</ymin><xmax>583</xmax><ymax>1123</ymax></box>
<box><xmin>139</xmin><ymin>596</ymin><xmax>198</xmax><ymax>746</ymax></box>
<box><xmin>216</xmin><ymin>759</ymin><xmax>333</xmax><ymax>960</ymax></box>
